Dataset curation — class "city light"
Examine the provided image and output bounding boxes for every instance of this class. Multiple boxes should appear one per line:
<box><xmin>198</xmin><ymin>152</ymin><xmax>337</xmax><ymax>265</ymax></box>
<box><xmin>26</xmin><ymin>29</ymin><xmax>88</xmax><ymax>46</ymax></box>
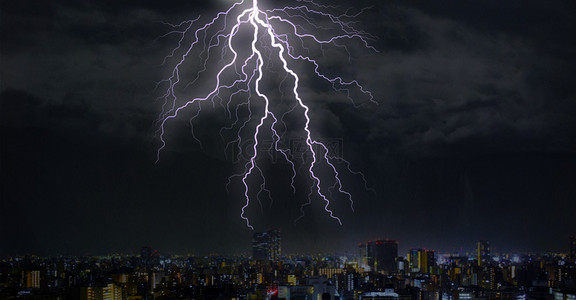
<box><xmin>3</xmin><ymin>238</ymin><xmax>576</xmax><ymax>299</ymax></box>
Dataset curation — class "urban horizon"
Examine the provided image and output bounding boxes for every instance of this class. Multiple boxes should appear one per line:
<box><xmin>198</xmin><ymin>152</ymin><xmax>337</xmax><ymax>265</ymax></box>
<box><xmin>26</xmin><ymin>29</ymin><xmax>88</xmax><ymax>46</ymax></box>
<box><xmin>2</xmin><ymin>232</ymin><xmax>575</xmax><ymax>299</ymax></box>
<box><xmin>3</xmin><ymin>235</ymin><xmax>575</xmax><ymax>259</ymax></box>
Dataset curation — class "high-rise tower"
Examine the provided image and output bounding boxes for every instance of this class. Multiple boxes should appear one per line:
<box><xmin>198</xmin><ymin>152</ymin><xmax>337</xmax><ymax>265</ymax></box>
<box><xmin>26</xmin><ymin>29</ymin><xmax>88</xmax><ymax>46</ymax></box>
<box><xmin>374</xmin><ymin>239</ymin><xmax>398</xmax><ymax>273</ymax></box>
<box><xmin>477</xmin><ymin>240</ymin><xmax>490</xmax><ymax>266</ymax></box>
<box><xmin>570</xmin><ymin>236</ymin><xmax>576</xmax><ymax>262</ymax></box>
<box><xmin>407</xmin><ymin>249</ymin><xmax>435</xmax><ymax>273</ymax></box>
<box><xmin>253</xmin><ymin>229</ymin><xmax>281</xmax><ymax>261</ymax></box>
<box><xmin>359</xmin><ymin>239</ymin><xmax>398</xmax><ymax>273</ymax></box>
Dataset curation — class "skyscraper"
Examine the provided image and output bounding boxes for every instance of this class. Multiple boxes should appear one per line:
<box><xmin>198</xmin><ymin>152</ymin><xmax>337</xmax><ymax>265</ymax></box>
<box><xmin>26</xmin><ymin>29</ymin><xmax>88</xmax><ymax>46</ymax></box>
<box><xmin>477</xmin><ymin>240</ymin><xmax>490</xmax><ymax>266</ymax></box>
<box><xmin>373</xmin><ymin>239</ymin><xmax>398</xmax><ymax>273</ymax></box>
<box><xmin>140</xmin><ymin>246</ymin><xmax>153</xmax><ymax>267</ymax></box>
<box><xmin>359</xmin><ymin>239</ymin><xmax>398</xmax><ymax>273</ymax></box>
<box><xmin>407</xmin><ymin>248</ymin><xmax>435</xmax><ymax>273</ymax></box>
<box><xmin>358</xmin><ymin>243</ymin><xmax>368</xmax><ymax>269</ymax></box>
<box><xmin>426</xmin><ymin>250</ymin><xmax>436</xmax><ymax>270</ymax></box>
<box><xmin>252</xmin><ymin>229</ymin><xmax>281</xmax><ymax>261</ymax></box>
<box><xmin>25</xmin><ymin>271</ymin><xmax>40</xmax><ymax>289</ymax></box>
<box><xmin>570</xmin><ymin>236</ymin><xmax>576</xmax><ymax>262</ymax></box>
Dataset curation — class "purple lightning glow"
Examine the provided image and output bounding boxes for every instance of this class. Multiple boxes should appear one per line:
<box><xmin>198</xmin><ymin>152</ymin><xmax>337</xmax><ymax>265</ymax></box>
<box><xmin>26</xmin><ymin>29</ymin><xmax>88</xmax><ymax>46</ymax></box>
<box><xmin>156</xmin><ymin>0</ymin><xmax>377</xmax><ymax>229</ymax></box>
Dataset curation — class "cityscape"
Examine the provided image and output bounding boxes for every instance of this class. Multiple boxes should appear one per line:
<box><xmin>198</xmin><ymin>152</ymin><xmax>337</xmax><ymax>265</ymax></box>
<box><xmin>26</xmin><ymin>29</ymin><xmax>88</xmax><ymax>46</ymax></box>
<box><xmin>1</xmin><ymin>232</ymin><xmax>575</xmax><ymax>300</ymax></box>
<box><xmin>2</xmin><ymin>0</ymin><xmax>576</xmax><ymax>300</ymax></box>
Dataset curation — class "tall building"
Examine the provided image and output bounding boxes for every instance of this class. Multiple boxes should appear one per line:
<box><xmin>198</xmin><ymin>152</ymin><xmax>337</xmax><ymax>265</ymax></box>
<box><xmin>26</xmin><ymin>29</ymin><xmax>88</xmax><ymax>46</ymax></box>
<box><xmin>407</xmin><ymin>249</ymin><xmax>435</xmax><ymax>273</ymax></box>
<box><xmin>80</xmin><ymin>283</ymin><xmax>125</xmax><ymax>300</ymax></box>
<box><xmin>477</xmin><ymin>240</ymin><xmax>490</xmax><ymax>266</ymax></box>
<box><xmin>25</xmin><ymin>271</ymin><xmax>40</xmax><ymax>289</ymax></box>
<box><xmin>358</xmin><ymin>242</ymin><xmax>375</xmax><ymax>271</ymax></box>
<box><xmin>358</xmin><ymin>243</ymin><xmax>368</xmax><ymax>269</ymax></box>
<box><xmin>407</xmin><ymin>249</ymin><xmax>419</xmax><ymax>272</ymax></box>
<box><xmin>140</xmin><ymin>246</ymin><xmax>153</xmax><ymax>268</ymax></box>
<box><xmin>373</xmin><ymin>239</ymin><xmax>398</xmax><ymax>273</ymax></box>
<box><xmin>570</xmin><ymin>236</ymin><xmax>576</xmax><ymax>262</ymax></box>
<box><xmin>367</xmin><ymin>242</ymin><xmax>375</xmax><ymax>270</ymax></box>
<box><xmin>359</xmin><ymin>239</ymin><xmax>398</xmax><ymax>273</ymax></box>
<box><xmin>253</xmin><ymin>229</ymin><xmax>281</xmax><ymax>261</ymax></box>
<box><xmin>427</xmin><ymin>250</ymin><xmax>436</xmax><ymax>270</ymax></box>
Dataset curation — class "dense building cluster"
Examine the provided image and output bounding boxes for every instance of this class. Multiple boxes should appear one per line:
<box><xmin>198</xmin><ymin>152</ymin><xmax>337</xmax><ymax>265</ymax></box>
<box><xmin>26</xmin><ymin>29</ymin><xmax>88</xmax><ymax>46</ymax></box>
<box><xmin>0</xmin><ymin>235</ymin><xmax>575</xmax><ymax>300</ymax></box>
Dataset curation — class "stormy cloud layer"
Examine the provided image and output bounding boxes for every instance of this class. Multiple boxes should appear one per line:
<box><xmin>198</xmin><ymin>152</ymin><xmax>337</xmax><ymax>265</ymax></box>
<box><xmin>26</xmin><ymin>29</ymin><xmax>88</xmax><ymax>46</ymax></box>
<box><xmin>1</xmin><ymin>0</ymin><xmax>575</xmax><ymax>256</ymax></box>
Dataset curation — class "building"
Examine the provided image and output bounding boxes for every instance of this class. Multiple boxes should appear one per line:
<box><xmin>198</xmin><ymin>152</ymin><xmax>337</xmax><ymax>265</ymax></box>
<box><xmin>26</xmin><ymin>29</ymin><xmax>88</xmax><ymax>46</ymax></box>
<box><xmin>359</xmin><ymin>243</ymin><xmax>369</xmax><ymax>270</ymax></box>
<box><xmin>360</xmin><ymin>288</ymin><xmax>399</xmax><ymax>300</ymax></box>
<box><xmin>253</xmin><ymin>229</ymin><xmax>281</xmax><ymax>261</ymax></box>
<box><xmin>374</xmin><ymin>240</ymin><xmax>398</xmax><ymax>273</ymax></box>
<box><xmin>570</xmin><ymin>236</ymin><xmax>576</xmax><ymax>262</ymax></box>
<box><xmin>359</xmin><ymin>240</ymin><xmax>398</xmax><ymax>273</ymax></box>
<box><xmin>140</xmin><ymin>246</ymin><xmax>158</xmax><ymax>268</ymax></box>
<box><xmin>407</xmin><ymin>249</ymin><xmax>435</xmax><ymax>273</ymax></box>
<box><xmin>359</xmin><ymin>242</ymin><xmax>375</xmax><ymax>271</ymax></box>
<box><xmin>25</xmin><ymin>271</ymin><xmax>40</xmax><ymax>289</ymax></box>
<box><xmin>80</xmin><ymin>283</ymin><xmax>125</xmax><ymax>300</ymax></box>
<box><xmin>477</xmin><ymin>240</ymin><xmax>490</xmax><ymax>266</ymax></box>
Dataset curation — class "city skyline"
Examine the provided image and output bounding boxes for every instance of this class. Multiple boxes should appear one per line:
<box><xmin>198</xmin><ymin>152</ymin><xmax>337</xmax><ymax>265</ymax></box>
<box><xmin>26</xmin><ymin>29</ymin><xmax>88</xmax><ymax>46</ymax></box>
<box><xmin>1</xmin><ymin>237</ymin><xmax>575</xmax><ymax>260</ymax></box>
<box><xmin>1</xmin><ymin>0</ymin><xmax>576</xmax><ymax>256</ymax></box>
<box><xmin>1</xmin><ymin>238</ymin><xmax>575</xmax><ymax>299</ymax></box>
<box><xmin>1</xmin><ymin>234</ymin><xmax>575</xmax><ymax>260</ymax></box>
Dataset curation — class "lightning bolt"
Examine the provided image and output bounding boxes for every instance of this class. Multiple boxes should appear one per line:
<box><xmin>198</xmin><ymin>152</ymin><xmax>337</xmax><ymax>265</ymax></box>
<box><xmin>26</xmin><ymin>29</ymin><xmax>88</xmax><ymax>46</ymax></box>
<box><xmin>156</xmin><ymin>0</ymin><xmax>377</xmax><ymax>229</ymax></box>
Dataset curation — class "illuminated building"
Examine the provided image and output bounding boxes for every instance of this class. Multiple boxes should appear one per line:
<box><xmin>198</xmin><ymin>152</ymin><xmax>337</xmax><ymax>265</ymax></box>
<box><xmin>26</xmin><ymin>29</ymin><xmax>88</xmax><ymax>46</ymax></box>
<box><xmin>358</xmin><ymin>242</ymin><xmax>375</xmax><ymax>271</ymax></box>
<box><xmin>319</xmin><ymin>267</ymin><xmax>344</xmax><ymax>278</ymax></box>
<box><xmin>360</xmin><ymin>288</ymin><xmax>399</xmax><ymax>300</ymax></box>
<box><xmin>407</xmin><ymin>249</ymin><xmax>435</xmax><ymax>273</ymax></box>
<box><xmin>287</xmin><ymin>274</ymin><xmax>297</xmax><ymax>286</ymax></box>
<box><xmin>427</xmin><ymin>250</ymin><xmax>436</xmax><ymax>268</ymax></box>
<box><xmin>408</xmin><ymin>249</ymin><xmax>421</xmax><ymax>272</ymax></box>
<box><xmin>477</xmin><ymin>240</ymin><xmax>490</xmax><ymax>266</ymax></box>
<box><xmin>25</xmin><ymin>271</ymin><xmax>40</xmax><ymax>289</ymax></box>
<box><xmin>367</xmin><ymin>242</ymin><xmax>375</xmax><ymax>271</ymax></box>
<box><xmin>80</xmin><ymin>283</ymin><xmax>125</xmax><ymax>300</ymax></box>
<box><xmin>359</xmin><ymin>243</ymin><xmax>368</xmax><ymax>270</ymax></box>
<box><xmin>252</xmin><ymin>229</ymin><xmax>281</xmax><ymax>261</ymax></box>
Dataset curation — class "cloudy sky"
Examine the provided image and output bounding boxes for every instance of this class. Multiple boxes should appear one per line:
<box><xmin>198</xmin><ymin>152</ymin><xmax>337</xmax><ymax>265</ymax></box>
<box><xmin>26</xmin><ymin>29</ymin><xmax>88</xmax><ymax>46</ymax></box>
<box><xmin>1</xmin><ymin>0</ymin><xmax>575</xmax><ymax>256</ymax></box>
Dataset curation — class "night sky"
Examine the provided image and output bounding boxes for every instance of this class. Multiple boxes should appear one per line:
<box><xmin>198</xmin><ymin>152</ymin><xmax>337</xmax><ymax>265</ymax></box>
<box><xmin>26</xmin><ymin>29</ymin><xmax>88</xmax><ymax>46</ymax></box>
<box><xmin>1</xmin><ymin>0</ymin><xmax>575</xmax><ymax>257</ymax></box>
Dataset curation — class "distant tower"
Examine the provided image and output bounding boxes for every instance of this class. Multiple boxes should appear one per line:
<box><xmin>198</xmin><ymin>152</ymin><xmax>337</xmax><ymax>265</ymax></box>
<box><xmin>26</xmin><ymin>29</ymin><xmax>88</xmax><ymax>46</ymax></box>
<box><xmin>359</xmin><ymin>241</ymin><xmax>375</xmax><ymax>271</ymax></box>
<box><xmin>477</xmin><ymin>240</ymin><xmax>490</xmax><ymax>266</ymax></box>
<box><xmin>25</xmin><ymin>271</ymin><xmax>40</xmax><ymax>289</ymax></box>
<box><xmin>426</xmin><ymin>250</ymin><xmax>436</xmax><ymax>269</ymax></box>
<box><xmin>570</xmin><ymin>236</ymin><xmax>576</xmax><ymax>262</ymax></box>
<box><xmin>140</xmin><ymin>246</ymin><xmax>153</xmax><ymax>268</ymax></box>
<box><xmin>358</xmin><ymin>243</ymin><xmax>368</xmax><ymax>269</ymax></box>
<box><xmin>366</xmin><ymin>241</ymin><xmax>375</xmax><ymax>270</ymax></box>
<box><xmin>407</xmin><ymin>249</ymin><xmax>420</xmax><ymax>272</ymax></box>
<box><xmin>406</xmin><ymin>248</ymin><xmax>435</xmax><ymax>273</ymax></box>
<box><xmin>253</xmin><ymin>229</ymin><xmax>281</xmax><ymax>261</ymax></box>
<box><xmin>359</xmin><ymin>239</ymin><xmax>398</xmax><ymax>273</ymax></box>
<box><xmin>373</xmin><ymin>239</ymin><xmax>398</xmax><ymax>273</ymax></box>
<box><xmin>269</xmin><ymin>229</ymin><xmax>281</xmax><ymax>260</ymax></box>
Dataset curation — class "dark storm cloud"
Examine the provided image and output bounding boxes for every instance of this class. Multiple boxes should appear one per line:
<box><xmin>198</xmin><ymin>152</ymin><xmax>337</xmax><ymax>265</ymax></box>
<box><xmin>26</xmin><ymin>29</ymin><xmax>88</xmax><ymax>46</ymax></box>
<box><xmin>332</xmin><ymin>2</ymin><xmax>576</xmax><ymax>159</ymax></box>
<box><xmin>0</xmin><ymin>88</ymin><xmax>97</xmax><ymax>131</ymax></box>
<box><xmin>1</xmin><ymin>0</ymin><xmax>575</xmax><ymax>255</ymax></box>
<box><xmin>0</xmin><ymin>1</ymin><xmax>169</xmax><ymax>146</ymax></box>
<box><xmin>308</xmin><ymin>0</ymin><xmax>576</xmax><ymax>252</ymax></box>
